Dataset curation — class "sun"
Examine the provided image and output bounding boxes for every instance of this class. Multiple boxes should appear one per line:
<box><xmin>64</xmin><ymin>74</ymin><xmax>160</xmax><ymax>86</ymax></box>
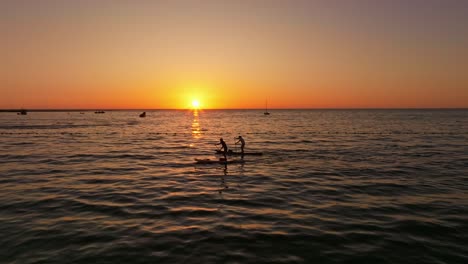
<box><xmin>191</xmin><ymin>99</ymin><xmax>200</xmax><ymax>109</ymax></box>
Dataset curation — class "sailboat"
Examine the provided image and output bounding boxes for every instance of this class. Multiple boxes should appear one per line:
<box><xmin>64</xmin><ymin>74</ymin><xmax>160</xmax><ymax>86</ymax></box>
<box><xmin>264</xmin><ymin>100</ymin><xmax>270</xmax><ymax>115</ymax></box>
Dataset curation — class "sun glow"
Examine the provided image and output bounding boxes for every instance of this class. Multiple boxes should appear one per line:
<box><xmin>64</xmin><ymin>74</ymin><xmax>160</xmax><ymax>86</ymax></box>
<box><xmin>191</xmin><ymin>100</ymin><xmax>200</xmax><ymax>109</ymax></box>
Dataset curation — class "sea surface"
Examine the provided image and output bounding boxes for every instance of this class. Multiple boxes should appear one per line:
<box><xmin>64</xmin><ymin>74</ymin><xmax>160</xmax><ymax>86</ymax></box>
<box><xmin>1</xmin><ymin>109</ymin><xmax>467</xmax><ymax>264</ymax></box>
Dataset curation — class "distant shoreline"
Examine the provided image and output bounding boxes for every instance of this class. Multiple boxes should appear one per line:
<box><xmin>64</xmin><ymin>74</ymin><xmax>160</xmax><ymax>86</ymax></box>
<box><xmin>0</xmin><ymin>108</ymin><xmax>467</xmax><ymax>112</ymax></box>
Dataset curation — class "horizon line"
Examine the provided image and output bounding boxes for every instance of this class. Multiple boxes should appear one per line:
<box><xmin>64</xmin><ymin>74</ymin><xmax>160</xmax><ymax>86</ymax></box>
<box><xmin>1</xmin><ymin>107</ymin><xmax>467</xmax><ymax>112</ymax></box>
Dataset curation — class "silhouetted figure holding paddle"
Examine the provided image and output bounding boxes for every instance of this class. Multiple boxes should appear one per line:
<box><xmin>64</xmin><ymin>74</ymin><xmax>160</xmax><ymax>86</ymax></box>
<box><xmin>235</xmin><ymin>136</ymin><xmax>245</xmax><ymax>155</ymax></box>
<box><xmin>216</xmin><ymin>138</ymin><xmax>228</xmax><ymax>160</ymax></box>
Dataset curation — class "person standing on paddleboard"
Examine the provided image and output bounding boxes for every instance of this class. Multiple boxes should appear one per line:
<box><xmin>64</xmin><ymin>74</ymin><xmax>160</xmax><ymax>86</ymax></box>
<box><xmin>216</xmin><ymin>138</ymin><xmax>228</xmax><ymax>160</ymax></box>
<box><xmin>235</xmin><ymin>135</ymin><xmax>245</xmax><ymax>155</ymax></box>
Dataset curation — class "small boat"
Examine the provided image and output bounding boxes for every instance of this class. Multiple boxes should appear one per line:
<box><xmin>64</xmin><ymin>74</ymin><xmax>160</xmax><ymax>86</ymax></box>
<box><xmin>139</xmin><ymin>112</ymin><xmax>146</xmax><ymax>118</ymax></box>
<box><xmin>94</xmin><ymin>111</ymin><xmax>105</xmax><ymax>114</ymax></box>
<box><xmin>264</xmin><ymin>100</ymin><xmax>270</xmax><ymax>115</ymax></box>
<box><xmin>215</xmin><ymin>150</ymin><xmax>263</xmax><ymax>156</ymax></box>
<box><xmin>17</xmin><ymin>109</ymin><xmax>27</xmax><ymax>115</ymax></box>
<box><xmin>195</xmin><ymin>158</ymin><xmax>245</xmax><ymax>165</ymax></box>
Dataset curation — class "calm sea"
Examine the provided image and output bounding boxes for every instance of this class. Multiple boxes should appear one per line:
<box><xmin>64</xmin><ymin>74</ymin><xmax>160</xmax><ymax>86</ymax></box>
<box><xmin>1</xmin><ymin>110</ymin><xmax>467</xmax><ymax>263</ymax></box>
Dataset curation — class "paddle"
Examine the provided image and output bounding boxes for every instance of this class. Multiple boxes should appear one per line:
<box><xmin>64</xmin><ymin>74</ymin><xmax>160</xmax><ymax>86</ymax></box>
<box><xmin>233</xmin><ymin>137</ymin><xmax>239</xmax><ymax>152</ymax></box>
<box><xmin>214</xmin><ymin>143</ymin><xmax>221</xmax><ymax>151</ymax></box>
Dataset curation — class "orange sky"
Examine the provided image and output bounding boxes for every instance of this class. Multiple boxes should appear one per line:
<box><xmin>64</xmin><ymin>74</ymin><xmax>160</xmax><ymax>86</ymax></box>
<box><xmin>2</xmin><ymin>1</ymin><xmax>467</xmax><ymax>109</ymax></box>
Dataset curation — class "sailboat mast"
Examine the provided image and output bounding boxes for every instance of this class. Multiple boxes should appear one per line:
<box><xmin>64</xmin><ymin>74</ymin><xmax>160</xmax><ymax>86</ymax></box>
<box><xmin>264</xmin><ymin>99</ymin><xmax>270</xmax><ymax>115</ymax></box>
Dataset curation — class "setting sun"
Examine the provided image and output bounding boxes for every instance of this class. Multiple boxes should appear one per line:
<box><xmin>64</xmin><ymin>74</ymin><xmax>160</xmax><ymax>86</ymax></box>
<box><xmin>191</xmin><ymin>100</ymin><xmax>200</xmax><ymax>109</ymax></box>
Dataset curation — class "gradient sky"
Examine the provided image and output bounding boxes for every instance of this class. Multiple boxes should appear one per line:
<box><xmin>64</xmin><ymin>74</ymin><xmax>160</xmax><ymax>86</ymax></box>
<box><xmin>2</xmin><ymin>0</ymin><xmax>467</xmax><ymax>109</ymax></box>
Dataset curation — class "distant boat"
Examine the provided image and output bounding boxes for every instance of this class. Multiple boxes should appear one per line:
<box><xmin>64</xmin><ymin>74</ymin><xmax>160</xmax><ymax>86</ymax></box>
<box><xmin>17</xmin><ymin>109</ymin><xmax>27</xmax><ymax>115</ymax></box>
<box><xmin>139</xmin><ymin>112</ymin><xmax>146</xmax><ymax>118</ymax></box>
<box><xmin>264</xmin><ymin>100</ymin><xmax>270</xmax><ymax>115</ymax></box>
<box><xmin>94</xmin><ymin>111</ymin><xmax>105</xmax><ymax>114</ymax></box>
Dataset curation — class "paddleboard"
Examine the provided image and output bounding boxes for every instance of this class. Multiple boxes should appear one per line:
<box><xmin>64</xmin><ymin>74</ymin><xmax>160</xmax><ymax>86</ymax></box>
<box><xmin>195</xmin><ymin>158</ymin><xmax>245</xmax><ymax>164</ymax></box>
<box><xmin>215</xmin><ymin>150</ymin><xmax>263</xmax><ymax>156</ymax></box>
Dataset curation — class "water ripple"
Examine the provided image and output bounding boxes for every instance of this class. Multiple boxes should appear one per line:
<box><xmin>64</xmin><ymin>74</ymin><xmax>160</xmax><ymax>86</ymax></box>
<box><xmin>0</xmin><ymin>110</ymin><xmax>467</xmax><ymax>263</ymax></box>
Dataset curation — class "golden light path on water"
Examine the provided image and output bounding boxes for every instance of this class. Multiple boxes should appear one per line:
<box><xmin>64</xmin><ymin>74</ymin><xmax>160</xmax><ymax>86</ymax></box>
<box><xmin>191</xmin><ymin>109</ymin><xmax>201</xmax><ymax>140</ymax></box>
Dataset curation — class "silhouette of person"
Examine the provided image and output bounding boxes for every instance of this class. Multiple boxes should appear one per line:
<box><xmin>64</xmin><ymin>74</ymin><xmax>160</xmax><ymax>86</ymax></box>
<box><xmin>235</xmin><ymin>136</ymin><xmax>245</xmax><ymax>155</ymax></box>
<box><xmin>216</xmin><ymin>138</ymin><xmax>228</xmax><ymax>160</ymax></box>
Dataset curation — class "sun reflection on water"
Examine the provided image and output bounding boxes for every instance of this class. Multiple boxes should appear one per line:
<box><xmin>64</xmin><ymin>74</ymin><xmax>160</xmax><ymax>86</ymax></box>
<box><xmin>191</xmin><ymin>109</ymin><xmax>201</xmax><ymax>139</ymax></box>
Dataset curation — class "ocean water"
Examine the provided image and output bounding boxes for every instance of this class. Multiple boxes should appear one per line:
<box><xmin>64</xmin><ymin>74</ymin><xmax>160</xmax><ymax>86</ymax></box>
<box><xmin>0</xmin><ymin>109</ymin><xmax>467</xmax><ymax>264</ymax></box>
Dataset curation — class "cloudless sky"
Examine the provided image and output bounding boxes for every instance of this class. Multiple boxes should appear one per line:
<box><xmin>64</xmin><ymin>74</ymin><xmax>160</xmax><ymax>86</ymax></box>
<box><xmin>1</xmin><ymin>0</ymin><xmax>467</xmax><ymax>109</ymax></box>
